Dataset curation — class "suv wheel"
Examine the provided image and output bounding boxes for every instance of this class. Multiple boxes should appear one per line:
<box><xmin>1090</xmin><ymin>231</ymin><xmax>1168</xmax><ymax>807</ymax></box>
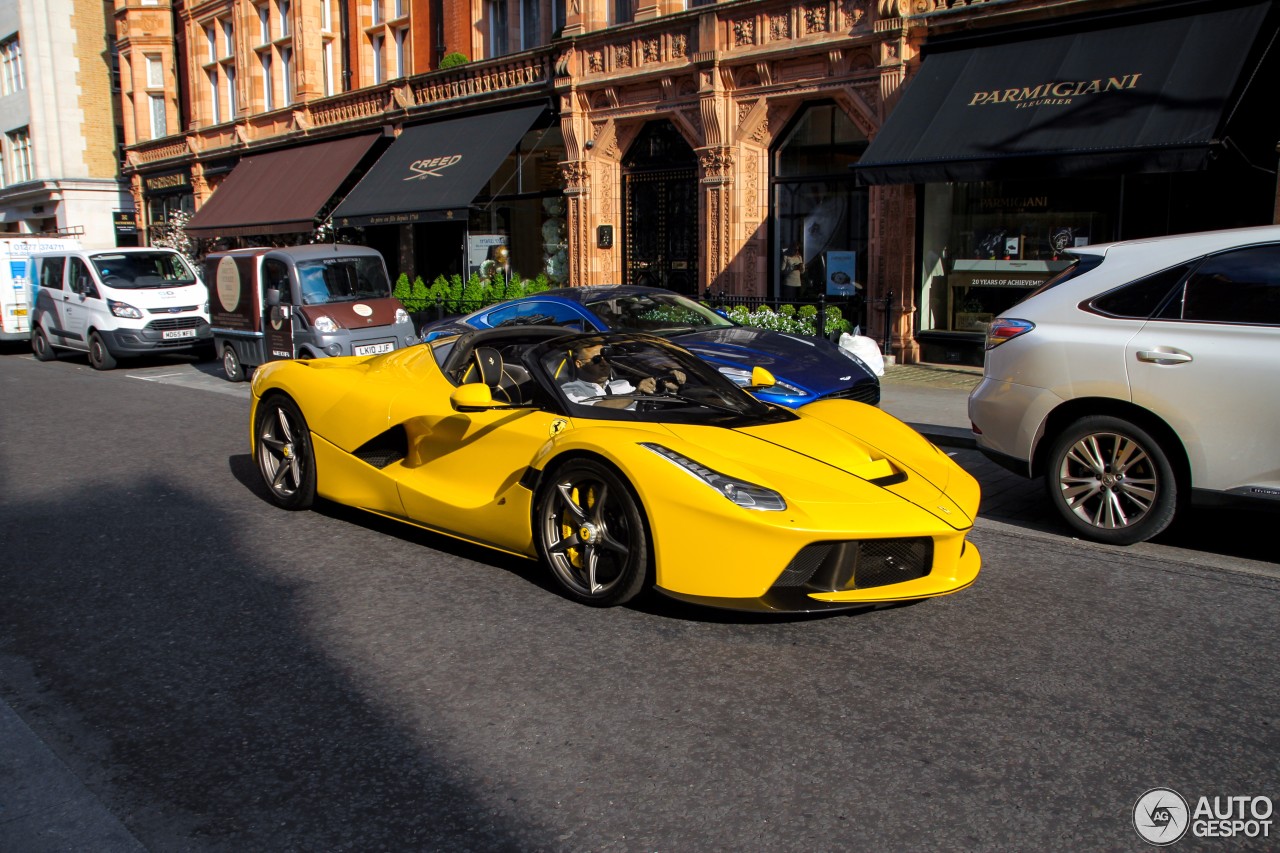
<box><xmin>1045</xmin><ymin>415</ymin><xmax>1178</xmax><ymax>545</ymax></box>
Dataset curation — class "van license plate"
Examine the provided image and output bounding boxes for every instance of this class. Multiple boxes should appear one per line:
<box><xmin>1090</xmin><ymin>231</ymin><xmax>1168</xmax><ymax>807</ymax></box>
<box><xmin>354</xmin><ymin>342</ymin><xmax>395</xmax><ymax>356</ymax></box>
<box><xmin>162</xmin><ymin>329</ymin><xmax>197</xmax><ymax>340</ymax></box>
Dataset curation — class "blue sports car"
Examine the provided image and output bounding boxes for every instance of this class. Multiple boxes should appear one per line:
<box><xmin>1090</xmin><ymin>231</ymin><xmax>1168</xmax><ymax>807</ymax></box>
<box><xmin>421</xmin><ymin>285</ymin><xmax>879</xmax><ymax>407</ymax></box>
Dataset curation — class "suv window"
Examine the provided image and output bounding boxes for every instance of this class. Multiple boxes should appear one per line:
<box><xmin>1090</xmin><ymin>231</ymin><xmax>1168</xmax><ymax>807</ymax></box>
<box><xmin>1089</xmin><ymin>263</ymin><xmax>1191</xmax><ymax>319</ymax></box>
<box><xmin>38</xmin><ymin>257</ymin><xmax>66</xmax><ymax>290</ymax></box>
<box><xmin>1160</xmin><ymin>244</ymin><xmax>1280</xmax><ymax>325</ymax></box>
<box><xmin>1025</xmin><ymin>252</ymin><xmax>1104</xmax><ymax>300</ymax></box>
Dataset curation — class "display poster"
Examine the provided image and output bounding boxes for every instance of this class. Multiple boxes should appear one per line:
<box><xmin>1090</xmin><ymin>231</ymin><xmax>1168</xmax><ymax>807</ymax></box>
<box><xmin>825</xmin><ymin>251</ymin><xmax>859</xmax><ymax>296</ymax></box>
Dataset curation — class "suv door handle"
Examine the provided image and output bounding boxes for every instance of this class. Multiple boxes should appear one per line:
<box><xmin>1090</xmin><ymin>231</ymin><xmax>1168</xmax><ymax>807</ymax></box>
<box><xmin>1137</xmin><ymin>349</ymin><xmax>1193</xmax><ymax>365</ymax></box>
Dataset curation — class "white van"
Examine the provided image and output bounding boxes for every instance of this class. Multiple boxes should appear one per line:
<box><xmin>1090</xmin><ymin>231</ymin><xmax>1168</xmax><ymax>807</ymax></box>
<box><xmin>0</xmin><ymin>237</ymin><xmax>82</xmax><ymax>342</ymax></box>
<box><xmin>29</xmin><ymin>247</ymin><xmax>211</xmax><ymax>369</ymax></box>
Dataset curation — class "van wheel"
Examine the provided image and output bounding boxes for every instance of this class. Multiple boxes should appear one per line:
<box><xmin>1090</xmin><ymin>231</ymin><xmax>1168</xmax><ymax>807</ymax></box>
<box><xmin>222</xmin><ymin>344</ymin><xmax>245</xmax><ymax>382</ymax></box>
<box><xmin>88</xmin><ymin>332</ymin><xmax>117</xmax><ymax>370</ymax></box>
<box><xmin>32</xmin><ymin>326</ymin><xmax>56</xmax><ymax>361</ymax></box>
<box><xmin>1044</xmin><ymin>415</ymin><xmax>1178</xmax><ymax>545</ymax></box>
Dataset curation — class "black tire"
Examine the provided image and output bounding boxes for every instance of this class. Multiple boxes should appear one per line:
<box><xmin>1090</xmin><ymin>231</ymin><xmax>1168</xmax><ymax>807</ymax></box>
<box><xmin>32</xmin><ymin>325</ymin><xmax>56</xmax><ymax>361</ymax></box>
<box><xmin>1044</xmin><ymin>415</ymin><xmax>1178</xmax><ymax>545</ymax></box>
<box><xmin>88</xmin><ymin>332</ymin><xmax>117</xmax><ymax>370</ymax></box>
<box><xmin>255</xmin><ymin>396</ymin><xmax>317</xmax><ymax>510</ymax></box>
<box><xmin>535</xmin><ymin>459</ymin><xmax>651</xmax><ymax>606</ymax></box>
<box><xmin>222</xmin><ymin>344</ymin><xmax>245</xmax><ymax>382</ymax></box>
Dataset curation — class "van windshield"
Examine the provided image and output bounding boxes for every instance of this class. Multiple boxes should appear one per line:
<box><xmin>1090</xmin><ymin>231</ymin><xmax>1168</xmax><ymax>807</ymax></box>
<box><xmin>91</xmin><ymin>252</ymin><xmax>198</xmax><ymax>288</ymax></box>
<box><xmin>297</xmin><ymin>256</ymin><xmax>392</xmax><ymax>305</ymax></box>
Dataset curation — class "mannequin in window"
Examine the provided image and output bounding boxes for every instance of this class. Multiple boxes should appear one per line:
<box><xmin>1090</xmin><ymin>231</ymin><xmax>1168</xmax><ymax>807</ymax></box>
<box><xmin>781</xmin><ymin>244</ymin><xmax>804</xmax><ymax>290</ymax></box>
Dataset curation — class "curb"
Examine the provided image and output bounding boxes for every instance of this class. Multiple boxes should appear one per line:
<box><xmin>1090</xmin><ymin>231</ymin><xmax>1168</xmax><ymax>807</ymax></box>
<box><xmin>908</xmin><ymin>422</ymin><xmax>978</xmax><ymax>450</ymax></box>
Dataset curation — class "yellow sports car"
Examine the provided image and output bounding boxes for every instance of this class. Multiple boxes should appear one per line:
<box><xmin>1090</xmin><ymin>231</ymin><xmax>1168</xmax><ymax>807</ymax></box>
<box><xmin>250</xmin><ymin>328</ymin><xmax>981</xmax><ymax>611</ymax></box>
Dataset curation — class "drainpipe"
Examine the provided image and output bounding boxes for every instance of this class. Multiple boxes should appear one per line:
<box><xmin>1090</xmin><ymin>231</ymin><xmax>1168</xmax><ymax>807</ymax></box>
<box><xmin>339</xmin><ymin>0</ymin><xmax>353</xmax><ymax>91</ymax></box>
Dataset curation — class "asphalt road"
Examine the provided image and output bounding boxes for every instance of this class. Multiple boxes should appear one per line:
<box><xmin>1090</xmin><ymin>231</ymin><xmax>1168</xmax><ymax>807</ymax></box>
<box><xmin>1</xmin><ymin>349</ymin><xmax>1276</xmax><ymax>852</ymax></box>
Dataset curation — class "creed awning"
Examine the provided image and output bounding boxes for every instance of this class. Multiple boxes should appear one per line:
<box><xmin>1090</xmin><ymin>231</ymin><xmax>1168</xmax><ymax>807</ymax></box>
<box><xmin>330</xmin><ymin>105</ymin><xmax>546</xmax><ymax>227</ymax></box>
<box><xmin>186</xmin><ymin>134</ymin><xmax>379</xmax><ymax>237</ymax></box>
<box><xmin>855</xmin><ymin>2</ymin><xmax>1271</xmax><ymax>185</ymax></box>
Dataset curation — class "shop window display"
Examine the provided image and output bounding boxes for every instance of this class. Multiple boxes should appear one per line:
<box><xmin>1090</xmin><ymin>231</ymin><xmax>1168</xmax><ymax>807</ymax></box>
<box><xmin>772</xmin><ymin>104</ymin><xmax>868</xmax><ymax>320</ymax></box>
<box><xmin>918</xmin><ymin>179</ymin><xmax>1117</xmax><ymax>345</ymax></box>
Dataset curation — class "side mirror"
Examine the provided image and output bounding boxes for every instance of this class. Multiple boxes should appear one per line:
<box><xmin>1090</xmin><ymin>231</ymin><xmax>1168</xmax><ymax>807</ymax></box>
<box><xmin>747</xmin><ymin>366</ymin><xmax>776</xmax><ymax>390</ymax></box>
<box><xmin>450</xmin><ymin>383</ymin><xmax>510</xmax><ymax>412</ymax></box>
<box><xmin>265</xmin><ymin>287</ymin><xmax>281</xmax><ymax>307</ymax></box>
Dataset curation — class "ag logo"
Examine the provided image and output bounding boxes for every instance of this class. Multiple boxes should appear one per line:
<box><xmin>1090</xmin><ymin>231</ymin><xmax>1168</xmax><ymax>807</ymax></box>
<box><xmin>1134</xmin><ymin>788</ymin><xmax>1189</xmax><ymax>846</ymax></box>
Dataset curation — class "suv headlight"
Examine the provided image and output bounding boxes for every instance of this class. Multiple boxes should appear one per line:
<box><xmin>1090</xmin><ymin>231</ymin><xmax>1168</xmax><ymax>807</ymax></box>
<box><xmin>314</xmin><ymin>315</ymin><xmax>338</xmax><ymax>333</ymax></box>
<box><xmin>642</xmin><ymin>443</ymin><xmax>787</xmax><ymax>511</ymax></box>
<box><xmin>108</xmin><ymin>299</ymin><xmax>142</xmax><ymax>319</ymax></box>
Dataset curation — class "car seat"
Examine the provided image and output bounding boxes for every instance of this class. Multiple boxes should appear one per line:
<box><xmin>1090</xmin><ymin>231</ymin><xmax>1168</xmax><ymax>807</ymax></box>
<box><xmin>461</xmin><ymin>346</ymin><xmax>527</xmax><ymax>404</ymax></box>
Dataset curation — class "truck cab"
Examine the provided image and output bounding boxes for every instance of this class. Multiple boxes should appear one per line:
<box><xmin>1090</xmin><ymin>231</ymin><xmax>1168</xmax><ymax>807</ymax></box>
<box><xmin>206</xmin><ymin>244</ymin><xmax>415</xmax><ymax>381</ymax></box>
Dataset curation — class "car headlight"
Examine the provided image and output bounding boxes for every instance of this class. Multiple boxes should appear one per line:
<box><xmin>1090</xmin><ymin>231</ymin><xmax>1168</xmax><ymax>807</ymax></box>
<box><xmin>395</xmin><ymin>308</ymin><xmax>410</xmax><ymax>325</ymax></box>
<box><xmin>717</xmin><ymin>366</ymin><xmax>806</xmax><ymax>397</ymax></box>
<box><xmin>642</xmin><ymin>443</ymin><xmax>787</xmax><ymax>511</ymax></box>
<box><xmin>108</xmin><ymin>299</ymin><xmax>142</xmax><ymax>319</ymax></box>
<box><xmin>314</xmin><ymin>315</ymin><xmax>338</xmax><ymax>333</ymax></box>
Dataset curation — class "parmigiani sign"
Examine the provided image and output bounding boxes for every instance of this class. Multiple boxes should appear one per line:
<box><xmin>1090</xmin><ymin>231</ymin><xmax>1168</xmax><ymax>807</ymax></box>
<box><xmin>968</xmin><ymin>74</ymin><xmax>1142</xmax><ymax>108</ymax></box>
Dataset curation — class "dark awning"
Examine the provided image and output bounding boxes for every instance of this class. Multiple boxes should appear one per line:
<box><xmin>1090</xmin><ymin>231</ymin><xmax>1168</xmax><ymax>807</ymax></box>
<box><xmin>186</xmin><ymin>134</ymin><xmax>379</xmax><ymax>237</ymax></box>
<box><xmin>855</xmin><ymin>2</ymin><xmax>1271</xmax><ymax>185</ymax></box>
<box><xmin>331</xmin><ymin>105</ymin><xmax>546</xmax><ymax>227</ymax></box>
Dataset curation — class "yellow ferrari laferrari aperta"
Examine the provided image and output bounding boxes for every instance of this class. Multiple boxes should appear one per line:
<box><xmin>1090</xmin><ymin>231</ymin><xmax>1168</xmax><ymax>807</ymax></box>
<box><xmin>250</xmin><ymin>328</ymin><xmax>981</xmax><ymax>611</ymax></box>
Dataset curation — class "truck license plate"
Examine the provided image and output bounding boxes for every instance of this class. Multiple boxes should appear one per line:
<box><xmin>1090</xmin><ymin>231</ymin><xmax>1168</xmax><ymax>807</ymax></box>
<box><xmin>354</xmin><ymin>341</ymin><xmax>395</xmax><ymax>356</ymax></box>
<box><xmin>162</xmin><ymin>329</ymin><xmax>197</xmax><ymax>340</ymax></box>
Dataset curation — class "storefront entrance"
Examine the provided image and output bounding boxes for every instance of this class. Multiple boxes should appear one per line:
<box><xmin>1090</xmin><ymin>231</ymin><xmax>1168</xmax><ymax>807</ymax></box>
<box><xmin>623</xmin><ymin>122</ymin><xmax>698</xmax><ymax>295</ymax></box>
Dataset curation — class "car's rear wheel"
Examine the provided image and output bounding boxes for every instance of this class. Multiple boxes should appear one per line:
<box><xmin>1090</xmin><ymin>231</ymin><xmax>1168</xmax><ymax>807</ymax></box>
<box><xmin>255</xmin><ymin>395</ymin><xmax>316</xmax><ymax>510</ymax></box>
<box><xmin>1045</xmin><ymin>415</ymin><xmax>1178</xmax><ymax>545</ymax></box>
<box><xmin>536</xmin><ymin>459</ymin><xmax>650</xmax><ymax>606</ymax></box>
<box><xmin>88</xmin><ymin>332</ymin><xmax>117</xmax><ymax>370</ymax></box>
<box><xmin>32</xmin><ymin>325</ymin><xmax>56</xmax><ymax>361</ymax></box>
<box><xmin>223</xmin><ymin>344</ymin><xmax>245</xmax><ymax>382</ymax></box>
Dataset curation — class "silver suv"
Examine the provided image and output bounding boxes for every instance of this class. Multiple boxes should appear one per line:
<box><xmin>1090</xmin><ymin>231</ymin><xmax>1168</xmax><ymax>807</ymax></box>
<box><xmin>968</xmin><ymin>225</ymin><xmax>1280</xmax><ymax>545</ymax></box>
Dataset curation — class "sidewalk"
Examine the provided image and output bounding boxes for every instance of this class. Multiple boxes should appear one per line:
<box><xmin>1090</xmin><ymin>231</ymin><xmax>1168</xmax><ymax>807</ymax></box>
<box><xmin>878</xmin><ymin>361</ymin><xmax>981</xmax><ymax>448</ymax></box>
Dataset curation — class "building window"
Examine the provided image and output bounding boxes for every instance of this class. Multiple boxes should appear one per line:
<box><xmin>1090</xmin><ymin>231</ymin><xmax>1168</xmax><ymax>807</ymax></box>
<box><xmin>320</xmin><ymin>0</ymin><xmax>331</xmax><ymax>32</ymax></box>
<box><xmin>488</xmin><ymin>0</ymin><xmax>508</xmax><ymax>57</ymax></box>
<box><xmin>521</xmin><ymin>0</ymin><xmax>541</xmax><ymax>50</ymax></box>
<box><xmin>222</xmin><ymin>19</ymin><xmax>235</xmax><ymax>57</ymax></box>
<box><xmin>322</xmin><ymin>40</ymin><xmax>334</xmax><ymax>96</ymax></box>
<box><xmin>206</xmin><ymin>24</ymin><xmax>217</xmax><ymax>62</ymax></box>
<box><xmin>108</xmin><ymin>36</ymin><xmax>120</xmax><ymax>91</ymax></box>
<box><xmin>772</xmin><ymin>104</ymin><xmax>869</xmax><ymax>307</ymax></box>
<box><xmin>261</xmin><ymin>52</ymin><xmax>273</xmax><ymax>109</ymax></box>
<box><xmin>148</xmin><ymin>95</ymin><xmax>166</xmax><ymax>139</ymax></box>
<box><xmin>394</xmin><ymin>28</ymin><xmax>408</xmax><ymax>78</ymax></box>
<box><xmin>393</xmin><ymin>0</ymin><xmax>405</xmax><ymax>18</ymax></box>
<box><xmin>208</xmin><ymin>68</ymin><xmax>221</xmax><ymax>123</ymax></box>
<box><xmin>552</xmin><ymin>0</ymin><xmax>565</xmax><ymax>35</ymax></box>
<box><xmin>372</xmin><ymin>0</ymin><xmax>383</xmax><ymax>24</ymax></box>
<box><xmin>146</xmin><ymin>54</ymin><xmax>163</xmax><ymax>88</ymax></box>
<box><xmin>277</xmin><ymin>0</ymin><xmax>291</xmax><ymax>37</ymax></box>
<box><xmin>226</xmin><ymin>64</ymin><xmax>238</xmax><ymax>115</ymax></box>
<box><xmin>280</xmin><ymin>46</ymin><xmax>293</xmax><ymax>105</ymax></box>
<box><xmin>3</xmin><ymin>133</ymin><xmax>23</xmax><ymax>183</ymax></box>
<box><xmin>612</xmin><ymin>0</ymin><xmax>633</xmax><ymax>25</ymax></box>
<box><xmin>0</xmin><ymin>144</ymin><xmax>6</xmax><ymax>188</ymax></box>
<box><xmin>258</xmin><ymin>4</ymin><xmax>270</xmax><ymax>44</ymax></box>
<box><xmin>371</xmin><ymin>34</ymin><xmax>384</xmax><ymax>83</ymax></box>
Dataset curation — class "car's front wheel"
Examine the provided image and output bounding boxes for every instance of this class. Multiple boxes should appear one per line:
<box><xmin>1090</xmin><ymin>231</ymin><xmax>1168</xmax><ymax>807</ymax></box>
<box><xmin>222</xmin><ymin>344</ymin><xmax>245</xmax><ymax>382</ymax></box>
<box><xmin>536</xmin><ymin>459</ymin><xmax>651</xmax><ymax>606</ymax></box>
<box><xmin>255</xmin><ymin>396</ymin><xmax>316</xmax><ymax>510</ymax></box>
<box><xmin>88</xmin><ymin>332</ymin><xmax>117</xmax><ymax>370</ymax></box>
<box><xmin>1045</xmin><ymin>415</ymin><xmax>1178</xmax><ymax>545</ymax></box>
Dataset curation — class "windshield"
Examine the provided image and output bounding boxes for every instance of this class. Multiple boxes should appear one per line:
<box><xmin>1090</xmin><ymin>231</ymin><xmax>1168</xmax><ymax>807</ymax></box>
<box><xmin>297</xmin><ymin>256</ymin><xmax>392</xmax><ymax>305</ymax></box>
<box><xmin>91</xmin><ymin>252</ymin><xmax>198</xmax><ymax>288</ymax></box>
<box><xmin>539</xmin><ymin>335</ymin><xmax>793</xmax><ymax>427</ymax></box>
<box><xmin>583</xmin><ymin>291</ymin><xmax>734</xmax><ymax>334</ymax></box>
